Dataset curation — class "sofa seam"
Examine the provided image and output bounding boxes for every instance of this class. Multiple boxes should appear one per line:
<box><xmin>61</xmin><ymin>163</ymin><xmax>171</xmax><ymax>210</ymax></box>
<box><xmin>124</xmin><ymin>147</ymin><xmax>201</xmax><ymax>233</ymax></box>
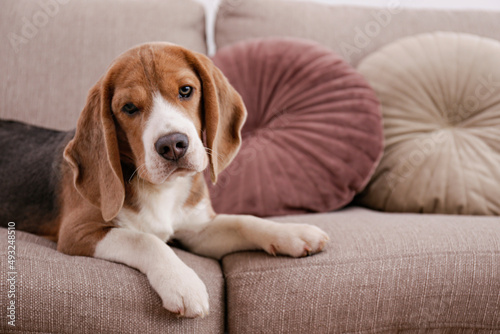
<box><xmin>223</xmin><ymin>250</ymin><xmax>500</xmax><ymax>277</ymax></box>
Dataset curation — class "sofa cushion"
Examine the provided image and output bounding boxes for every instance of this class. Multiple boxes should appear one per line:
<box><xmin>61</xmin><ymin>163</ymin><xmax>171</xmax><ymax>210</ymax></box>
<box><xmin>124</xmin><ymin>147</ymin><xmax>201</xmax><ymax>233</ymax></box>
<box><xmin>0</xmin><ymin>228</ymin><xmax>224</xmax><ymax>333</ymax></box>
<box><xmin>215</xmin><ymin>0</ymin><xmax>500</xmax><ymax>66</ymax></box>
<box><xmin>0</xmin><ymin>0</ymin><xmax>206</xmax><ymax>131</ymax></box>
<box><xmin>208</xmin><ymin>38</ymin><xmax>383</xmax><ymax>217</ymax></box>
<box><xmin>223</xmin><ymin>207</ymin><xmax>500</xmax><ymax>333</ymax></box>
<box><xmin>357</xmin><ymin>32</ymin><xmax>500</xmax><ymax>215</ymax></box>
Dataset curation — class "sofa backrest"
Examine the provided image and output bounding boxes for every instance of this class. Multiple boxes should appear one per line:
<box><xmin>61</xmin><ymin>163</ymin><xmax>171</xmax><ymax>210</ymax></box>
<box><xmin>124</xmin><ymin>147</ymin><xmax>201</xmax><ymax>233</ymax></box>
<box><xmin>0</xmin><ymin>0</ymin><xmax>206</xmax><ymax>130</ymax></box>
<box><xmin>215</xmin><ymin>0</ymin><xmax>500</xmax><ymax>66</ymax></box>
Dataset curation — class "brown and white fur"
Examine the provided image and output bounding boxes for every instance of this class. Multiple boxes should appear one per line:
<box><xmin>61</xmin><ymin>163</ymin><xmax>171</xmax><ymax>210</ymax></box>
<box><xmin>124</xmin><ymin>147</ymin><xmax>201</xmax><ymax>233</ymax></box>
<box><xmin>0</xmin><ymin>42</ymin><xmax>329</xmax><ymax>318</ymax></box>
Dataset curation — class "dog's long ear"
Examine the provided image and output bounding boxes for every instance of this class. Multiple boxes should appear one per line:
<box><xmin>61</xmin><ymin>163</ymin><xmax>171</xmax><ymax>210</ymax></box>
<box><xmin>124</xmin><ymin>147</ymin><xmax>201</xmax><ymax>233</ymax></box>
<box><xmin>188</xmin><ymin>52</ymin><xmax>247</xmax><ymax>184</ymax></box>
<box><xmin>63</xmin><ymin>78</ymin><xmax>125</xmax><ymax>222</ymax></box>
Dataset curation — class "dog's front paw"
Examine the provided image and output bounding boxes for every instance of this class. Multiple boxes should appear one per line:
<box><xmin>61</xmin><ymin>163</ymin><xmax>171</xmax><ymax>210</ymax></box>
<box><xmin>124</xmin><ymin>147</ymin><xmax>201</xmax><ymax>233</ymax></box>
<box><xmin>149</xmin><ymin>264</ymin><xmax>209</xmax><ymax>318</ymax></box>
<box><xmin>264</xmin><ymin>224</ymin><xmax>329</xmax><ymax>258</ymax></box>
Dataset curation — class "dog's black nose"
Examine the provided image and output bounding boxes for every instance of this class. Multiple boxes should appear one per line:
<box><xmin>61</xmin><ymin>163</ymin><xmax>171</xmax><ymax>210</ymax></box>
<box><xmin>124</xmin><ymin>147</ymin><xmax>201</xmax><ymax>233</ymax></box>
<box><xmin>155</xmin><ymin>133</ymin><xmax>189</xmax><ymax>161</ymax></box>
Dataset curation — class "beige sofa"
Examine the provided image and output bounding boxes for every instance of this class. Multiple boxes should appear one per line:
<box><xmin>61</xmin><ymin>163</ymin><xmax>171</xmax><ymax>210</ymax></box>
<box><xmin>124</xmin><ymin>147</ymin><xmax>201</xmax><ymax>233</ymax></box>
<box><xmin>1</xmin><ymin>0</ymin><xmax>499</xmax><ymax>333</ymax></box>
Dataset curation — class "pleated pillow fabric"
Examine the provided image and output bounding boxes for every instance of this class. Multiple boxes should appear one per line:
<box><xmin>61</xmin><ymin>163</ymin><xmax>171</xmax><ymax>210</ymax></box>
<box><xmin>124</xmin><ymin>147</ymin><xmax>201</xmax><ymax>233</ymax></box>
<box><xmin>357</xmin><ymin>32</ymin><xmax>500</xmax><ymax>215</ymax></box>
<box><xmin>208</xmin><ymin>38</ymin><xmax>383</xmax><ymax>216</ymax></box>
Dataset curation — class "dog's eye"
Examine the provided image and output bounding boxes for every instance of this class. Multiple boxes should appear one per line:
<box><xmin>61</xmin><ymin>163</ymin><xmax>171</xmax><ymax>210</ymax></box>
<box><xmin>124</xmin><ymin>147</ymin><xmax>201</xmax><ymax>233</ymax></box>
<box><xmin>121</xmin><ymin>103</ymin><xmax>139</xmax><ymax>115</ymax></box>
<box><xmin>179</xmin><ymin>86</ymin><xmax>193</xmax><ymax>99</ymax></box>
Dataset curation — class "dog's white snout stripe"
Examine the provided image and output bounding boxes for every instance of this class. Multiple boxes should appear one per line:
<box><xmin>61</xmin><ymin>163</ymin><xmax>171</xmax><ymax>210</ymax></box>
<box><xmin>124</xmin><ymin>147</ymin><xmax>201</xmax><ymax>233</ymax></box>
<box><xmin>143</xmin><ymin>93</ymin><xmax>207</xmax><ymax>183</ymax></box>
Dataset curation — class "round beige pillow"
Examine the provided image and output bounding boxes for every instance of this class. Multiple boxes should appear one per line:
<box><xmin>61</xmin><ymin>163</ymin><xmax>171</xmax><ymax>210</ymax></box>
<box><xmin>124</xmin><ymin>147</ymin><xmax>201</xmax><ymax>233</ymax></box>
<box><xmin>357</xmin><ymin>32</ymin><xmax>500</xmax><ymax>215</ymax></box>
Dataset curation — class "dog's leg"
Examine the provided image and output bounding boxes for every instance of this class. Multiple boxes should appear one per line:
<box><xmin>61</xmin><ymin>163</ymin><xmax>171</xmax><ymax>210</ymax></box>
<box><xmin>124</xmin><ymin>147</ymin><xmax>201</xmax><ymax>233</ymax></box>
<box><xmin>60</xmin><ymin>227</ymin><xmax>209</xmax><ymax>318</ymax></box>
<box><xmin>175</xmin><ymin>214</ymin><xmax>329</xmax><ymax>259</ymax></box>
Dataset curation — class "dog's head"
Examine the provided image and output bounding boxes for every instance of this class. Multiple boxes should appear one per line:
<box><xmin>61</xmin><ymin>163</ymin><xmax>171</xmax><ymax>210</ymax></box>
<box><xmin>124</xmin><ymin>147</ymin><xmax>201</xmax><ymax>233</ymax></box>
<box><xmin>64</xmin><ymin>42</ymin><xmax>246</xmax><ymax>221</ymax></box>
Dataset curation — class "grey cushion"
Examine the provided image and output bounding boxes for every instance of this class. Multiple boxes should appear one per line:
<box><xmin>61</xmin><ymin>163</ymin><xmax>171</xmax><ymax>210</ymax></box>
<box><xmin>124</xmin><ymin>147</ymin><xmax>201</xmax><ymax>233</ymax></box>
<box><xmin>223</xmin><ymin>207</ymin><xmax>500</xmax><ymax>333</ymax></box>
<box><xmin>0</xmin><ymin>229</ymin><xmax>224</xmax><ymax>333</ymax></box>
<box><xmin>215</xmin><ymin>0</ymin><xmax>500</xmax><ymax>66</ymax></box>
<box><xmin>0</xmin><ymin>0</ymin><xmax>206</xmax><ymax>131</ymax></box>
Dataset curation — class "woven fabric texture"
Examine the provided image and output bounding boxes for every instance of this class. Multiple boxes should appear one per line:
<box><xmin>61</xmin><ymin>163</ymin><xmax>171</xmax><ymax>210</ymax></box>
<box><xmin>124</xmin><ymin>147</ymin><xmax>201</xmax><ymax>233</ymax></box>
<box><xmin>223</xmin><ymin>207</ymin><xmax>500</xmax><ymax>333</ymax></box>
<box><xmin>0</xmin><ymin>0</ymin><xmax>206</xmax><ymax>131</ymax></box>
<box><xmin>215</xmin><ymin>0</ymin><xmax>500</xmax><ymax>66</ymax></box>
<box><xmin>0</xmin><ymin>229</ymin><xmax>224</xmax><ymax>333</ymax></box>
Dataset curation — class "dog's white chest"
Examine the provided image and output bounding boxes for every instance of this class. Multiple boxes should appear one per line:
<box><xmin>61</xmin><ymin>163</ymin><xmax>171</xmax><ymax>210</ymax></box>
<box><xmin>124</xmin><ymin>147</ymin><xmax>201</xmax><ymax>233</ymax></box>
<box><xmin>115</xmin><ymin>178</ymin><xmax>192</xmax><ymax>242</ymax></box>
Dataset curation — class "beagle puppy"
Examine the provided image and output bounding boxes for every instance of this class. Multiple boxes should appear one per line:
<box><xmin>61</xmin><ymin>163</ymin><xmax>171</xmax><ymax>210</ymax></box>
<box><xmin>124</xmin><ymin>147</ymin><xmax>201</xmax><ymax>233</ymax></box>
<box><xmin>0</xmin><ymin>43</ymin><xmax>329</xmax><ymax>318</ymax></box>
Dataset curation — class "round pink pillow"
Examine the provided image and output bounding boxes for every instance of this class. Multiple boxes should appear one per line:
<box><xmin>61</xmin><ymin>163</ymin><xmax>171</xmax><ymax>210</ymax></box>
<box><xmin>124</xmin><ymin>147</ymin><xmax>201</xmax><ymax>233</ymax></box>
<box><xmin>208</xmin><ymin>38</ymin><xmax>383</xmax><ymax>216</ymax></box>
